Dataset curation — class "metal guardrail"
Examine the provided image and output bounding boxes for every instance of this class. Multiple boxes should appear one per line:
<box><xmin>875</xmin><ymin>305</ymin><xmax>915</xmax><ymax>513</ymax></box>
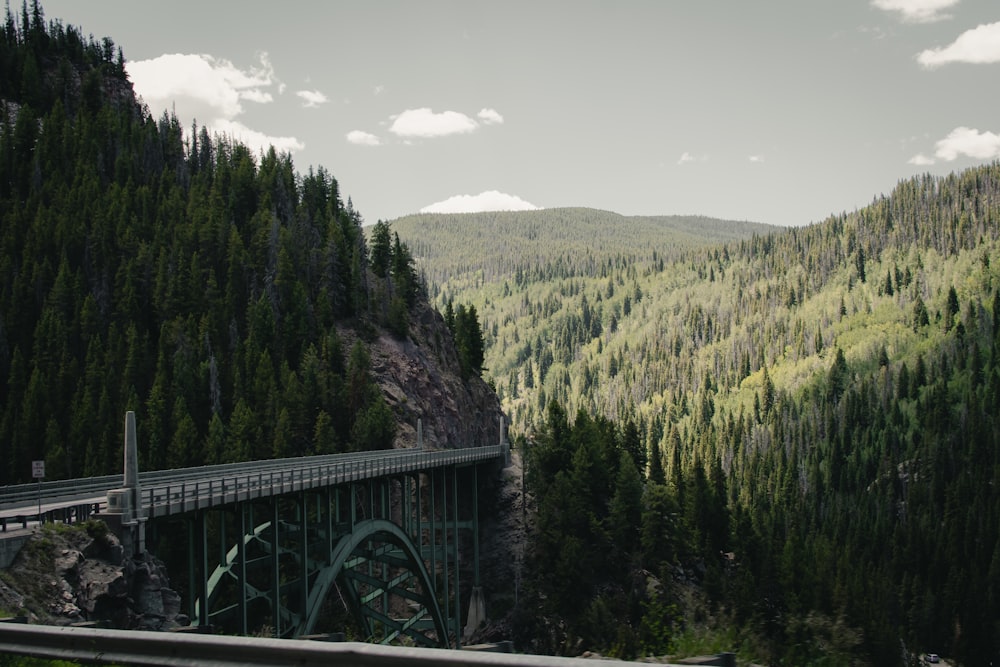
<box><xmin>0</xmin><ymin>623</ymin><xmax>599</xmax><ymax>667</ymax></box>
<box><xmin>0</xmin><ymin>451</ymin><xmax>393</xmax><ymax>510</ymax></box>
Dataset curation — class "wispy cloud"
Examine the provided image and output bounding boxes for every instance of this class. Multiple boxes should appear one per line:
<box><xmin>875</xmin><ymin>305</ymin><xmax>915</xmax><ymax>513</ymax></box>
<box><xmin>477</xmin><ymin>108</ymin><xmax>504</xmax><ymax>125</ymax></box>
<box><xmin>346</xmin><ymin>130</ymin><xmax>382</xmax><ymax>146</ymax></box>
<box><xmin>909</xmin><ymin>126</ymin><xmax>1000</xmax><ymax>164</ymax></box>
<box><xmin>214</xmin><ymin>119</ymin><xmax>303</xmax><ymax>153</ymax></box>
<box><xmin>420</xmin><ymin>191</ymin><xmax>539</xmax><ymax>214</ymax></box>
<box><xmin>917</xmin><ymin>21</ymin><xmax>1000</xmax><ymax>67</ymax></box>
<box><xmin>871</xmin><ymin>0</ymin><xmax>958</xmax><ymax>23</ymax></box>
<box><xmin>374</xmin><ymin>84</ymin><xmax>385</xmax><ymax>96</ymax></box>
<box><xmin>126</xmin><ymin>52</ymin><xmax>304</xmax><ymax>155</ymax></box>
<box><xmin>678</xmin><ymin>152</ymin><xmax>710</xmax><ymax>165</ymax></box>
<box><xmin>748</xmin><ymin>155</ymin><xmax>765</xmax><ymax>163</ymax></box>
<box><xmin>296</xmin><ymin>89</ymin><xmax>328</xmax><ymax>108</ymax></box>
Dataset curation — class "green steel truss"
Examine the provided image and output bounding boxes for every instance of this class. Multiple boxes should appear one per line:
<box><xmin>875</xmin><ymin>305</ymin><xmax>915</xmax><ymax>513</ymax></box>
<box><xmin>175</xmin><ymin>464</ymin><xmax>480</xmax><ymax>648</ymax></box>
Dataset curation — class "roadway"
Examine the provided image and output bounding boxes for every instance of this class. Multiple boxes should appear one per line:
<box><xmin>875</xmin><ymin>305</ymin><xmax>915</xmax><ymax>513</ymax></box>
<box><xmin>0</xmin><ymin>445</ymin><xmax>506</xmax><ymax>527</ymax></box>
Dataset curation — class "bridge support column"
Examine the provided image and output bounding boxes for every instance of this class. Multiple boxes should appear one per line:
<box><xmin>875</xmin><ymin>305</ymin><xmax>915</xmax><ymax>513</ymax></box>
<box><xmin>464</xmin><ymin>586</ymin><xmax>486</xmax><ymax>642</ymax></box>
<box><xmin>100</xmin><ymin>412</ymin><xmax>147</xmax><ymax>558</ymax></box>
<box><xmin>464</xmin><ymin>465</ymin><xmax>484</xmax><ymax>642</ymax></box>
<box><xmin>189</xmin><ymin>510</ymin><xmax>209</xmax><ymax>629</ymax></box>
<box><xmin>451</xmin><ymin>466</ymin><xmax>461</xmax><ymax>648</ymax></box>
<box><xmin>237</xmin><ymin>503</ymin><xmax>248</xmax><ymax>635</ymax></box>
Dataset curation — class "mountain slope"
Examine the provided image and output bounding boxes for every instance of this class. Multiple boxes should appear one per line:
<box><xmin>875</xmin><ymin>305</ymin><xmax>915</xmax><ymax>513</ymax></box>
<box><xmin>0</xmin><ymin>6</ymin><xmax>500</xmax><ymax>486</ymax></box>
<box><xmin>392</xmin><ymin>208</ymin><xmax>776</xmax><ymax>435</ymax></box>
<box><xmin>393</xmin><ymin>208</ymin><xmax>776</xmax><ymax>290</ymax></box>
<box><xmin>396</xmin><ymin>164</ymin><xmax>1000</xmax><ymax>663</ymax></box>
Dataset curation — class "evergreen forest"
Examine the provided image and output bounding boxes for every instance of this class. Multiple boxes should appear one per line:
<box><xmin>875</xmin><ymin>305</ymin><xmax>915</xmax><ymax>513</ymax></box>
<box><xmin>3</xmin><ymin>2</ymin><xmax>1000</xmax><ymax>664</ymax></box>
<box><xmin>0</xmin><ymin>3</ymin><xmax>445</xmax><ymax>486</ymax></box>
<box><xmin>396</xmin><ymin>173</ymin><xmax>1000</xmax><ymax>663</ymax></box>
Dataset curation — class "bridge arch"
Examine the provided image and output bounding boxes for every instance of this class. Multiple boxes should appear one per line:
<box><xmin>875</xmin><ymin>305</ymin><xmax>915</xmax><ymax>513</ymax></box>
<box><xmin>197</xmin><ymin>515</ymin><xmax>449</xmax><ymax>647</ymax></box>
<box><xmin>301</xmin><ymin>519</ymin><xmax>448</xmax><ymax>645</ymax></box>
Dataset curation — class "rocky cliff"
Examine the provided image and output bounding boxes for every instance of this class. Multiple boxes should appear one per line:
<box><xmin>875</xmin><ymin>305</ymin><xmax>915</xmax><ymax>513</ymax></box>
<box><xmin>364</xmin><ymin>299</ymin><xmax>505</xmax><ymax>451</ymax></box>
<box><xmin>0</xmin><ymin>522</ymin><xmax>184</xmax><ymax>630</ymax></box>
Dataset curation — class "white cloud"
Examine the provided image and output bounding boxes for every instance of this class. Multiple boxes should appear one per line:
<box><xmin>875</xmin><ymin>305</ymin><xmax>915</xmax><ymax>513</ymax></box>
<box><xmin>917</xmin><ymin>21</ymin><xmax>1000</xmax><ymax>67</ymax></box>
<box><xmin>909</xmin><ymin>127</ymin><xmax>1000</xmax><ymax>164</ymax></box>
<box><xmin>213</xmin><ymin>119</ymin><xmax>304</xmax><ymax>154</ymax></box>
<box><xmin>871</xmin><ymin>0</ymin><xmax>958</xmax><ymax>23</ymax></box>
<box><xmin>908</xmin><ymin>153</ymin><xmax>935</xmax><ymax>165</ymax></box>
<box><xmin>933</xmin><ymin>126</ymin><xmax>1000</xmax><ymax>161</ymax></box>
<box><xmin>389</xmin><ymin>108</ymin><xmax>479</xmax><ymax>138</ymax></box>
<box><xmin>374</xmin><ymin>84</ymin><xmax>385</xmax><ymax>95</ymax></box>
<box><xmin>346</xmin><ymin>130</ymin><xmax>382</xmax><ymax>146</ymax></box>
<box><xmin>420</xmin><ymin>191</ymin><xmax>539</xmax><ymax>214</ymax></box>
<box><xmin>477</xmin><ymin>108</ymin><xmax>504</xmax><ymax>125</ymax></box>
<box><xmin>748</xmin><ymin>155</ymin><xmax>765</xmax><ymax>163</ymax></box>
<box><xmin>126</xmin><ymin>52</ymin><xmax>304</xmax><ymax>155</ymax></box>
<box><xmin>127</xmin><ymin>52</ymin><xmax>276</xmax><ymax>119</ymax></box>
<box><xmin>296</xmin><ymin>89</ymin><xmax>328</xmax><ymax>108</ymax></box>
<box><xmin>677</xmin><ymin>152</ymin><xmax>694</xmax><ymax>165</ymax></box>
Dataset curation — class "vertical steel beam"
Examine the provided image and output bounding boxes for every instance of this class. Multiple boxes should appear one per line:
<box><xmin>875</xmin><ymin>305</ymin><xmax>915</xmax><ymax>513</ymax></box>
<box><xmin>186</xmin><ymin>517</ymin><xmax>196</xmax><ymax>623</ymax></box>
<box><xmin>351</xmin><ymin>483</ymin><xmax>358</xmax><ymax>528</ymax></box>
<box><xmin>270</xmin><ymin>499</ymin><xmax>280</xmax><ymax>638</ymax></box>
<box><xmin>403</xmin><ymin>475</ymin><xmax>411</xmax><ymax>537</ymax></box>
<box><xmin>218</xmin><ymin>509</ymin><xmax>227</xmax><ymax>568</ymax></box>
<box><xmin>440</xmin><ymin>468</ymin><xmax>451</xmax><ymax>647</ymax></box>
<box><xmin>429</xmin><ymin>470</ymin><xmax>437</xmax><ymax>618</ymax></box>
<box><xmin>472</xmin><ymin>465</ymin><xmax>480</xmax><ymax>587</ymax></box>
<box><xmin>237</xmin><ymin>501</ymin><xmax>247</xmax><ymax>635</ymax></box>
<box><xmin>299</xmin><ymin>492</ymin><xmax>308</xmax><ymax>630</ymax></box>
<box><xmin>415</xmin><ymin>473</ymin><xmax>422</xmax><ymax>545</ymax></box>
<box><xmin>325</xmin><ymin>486</ymin><xmax>334</xmax><ymax>565</ymax></box>
<box><xmin>451</xmin><ymin>465</ymin><xmax>461</xmax><ymax>648</ymax></box>
<box><xmin>196</xmin><ymin>511</ymin><xmax>209</xmax><ymax>628</ymax></box>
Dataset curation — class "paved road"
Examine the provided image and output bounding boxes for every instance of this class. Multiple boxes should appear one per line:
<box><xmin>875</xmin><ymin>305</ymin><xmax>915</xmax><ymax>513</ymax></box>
<box><xmin>1</xmin><ymin>445</ymin><xmax>506</xmax><ymax>526</ymax></box>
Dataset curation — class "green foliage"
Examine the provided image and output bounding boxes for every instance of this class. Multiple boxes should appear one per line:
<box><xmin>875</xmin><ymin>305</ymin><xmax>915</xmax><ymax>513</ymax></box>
<box><xmin>0</xmin><ymin>657</ymin><xmax>92</xmax><ymax>667</ymax></box>
<box><xmin>444</xmin><ymin>300</ymin><xmax>485</xmax><ymax>379</ymax></box>
<box><xmin>369</xmin><ymin>220</ymin><xmax>392</xmax><ymax>278</ymax></box>
<box><xmin>350</xmin><ymin>395</ymin><xmax>396</xmax><ymax>451</ymax></box>
<box><xmin>518</xmin><ymin>403</ymin><xmax>727</xmax><ymax>658</ymax></box>
<box><xmin>0</xmin><ymin>7</ymin><xmax>430</xmax><ymax>482</ymax></box>
<box><xmin>412</xmin><ymin>163</ymin><xmax>1000</xmax><ymax>663</ymax></box>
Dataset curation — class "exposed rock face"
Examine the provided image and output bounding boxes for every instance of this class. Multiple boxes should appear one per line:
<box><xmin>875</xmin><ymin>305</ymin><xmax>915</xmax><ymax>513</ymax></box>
<box><xmin>0</xmin><ymin>523</ymin><xmax>185</xmax><ymax>631</ymax></box>
<box><xmin>365</xmin><ymin>300</ymin><xmax>504</xmax><ymax>451</ymax></box>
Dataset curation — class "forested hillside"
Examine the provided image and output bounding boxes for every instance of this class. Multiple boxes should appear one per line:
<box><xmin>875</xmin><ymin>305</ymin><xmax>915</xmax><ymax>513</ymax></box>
<box><xmin>396</xmin><ymin>167</ymin><xmax>1000</xmax><ymax>664</ymax></box>
<box><xmin>394</xmin><ymin>208</ymin><xmax>774</xmax><ymax>299</ymax></box>
<box><xmin>0</xmin><ymin>5</ymin><xmax>496</xmax><ymax>486</ymax></box>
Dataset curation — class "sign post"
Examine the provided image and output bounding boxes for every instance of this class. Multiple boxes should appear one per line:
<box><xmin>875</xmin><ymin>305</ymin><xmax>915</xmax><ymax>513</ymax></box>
<box><xmin>32</xmin><ymin>460</ymin><xmax>44</xmax><ymax>525</ymax></box>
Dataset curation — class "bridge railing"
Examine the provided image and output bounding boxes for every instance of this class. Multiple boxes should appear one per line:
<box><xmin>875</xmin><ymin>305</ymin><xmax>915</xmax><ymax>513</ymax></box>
<box><xmin>0</xmin><ymin>451</ymin><xmax>389</xmax><ymax>511</ymax></box>
<box><xmin>0</xmin><ymin>445</ymin><xmax>505</xmax><ymax>518</ymax></box>
<box><xmin>141</xmin><ymin>445</ymin><xmax>504</xmax><ymax>518</ymax></box>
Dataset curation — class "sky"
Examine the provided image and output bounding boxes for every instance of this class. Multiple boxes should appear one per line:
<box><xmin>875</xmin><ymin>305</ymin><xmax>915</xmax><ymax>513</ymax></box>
<box><xmin>35</xmin><ymin>0</ymin><xmax>1000</xmax><ymax>227</ymax></box>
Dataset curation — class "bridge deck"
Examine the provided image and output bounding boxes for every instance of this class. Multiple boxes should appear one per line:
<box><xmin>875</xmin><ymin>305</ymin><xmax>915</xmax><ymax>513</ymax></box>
<box><xmin>0</xmin><ymin>445</ymin><xmax>505</xmax><ymax>523</ymax></box>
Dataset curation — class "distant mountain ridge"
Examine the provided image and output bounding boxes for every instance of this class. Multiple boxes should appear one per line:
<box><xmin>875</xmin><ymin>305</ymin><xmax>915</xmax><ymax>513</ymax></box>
<box><xmin>391</xmin><ymin>208</ymin><xmax>778</xmax><ymax>290</ymax></box>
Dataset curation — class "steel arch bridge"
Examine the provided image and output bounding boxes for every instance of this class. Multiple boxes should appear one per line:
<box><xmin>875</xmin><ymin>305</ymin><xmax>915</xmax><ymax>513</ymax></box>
<box><xmin>181</xmin><ymin>466</ymin><xmax>481</xmax><ymax>647</ymax></box>
<box><xmin>0</xmin><ymin>411</ymin><xmax>508</xmax><ymax>648</ymax></box>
